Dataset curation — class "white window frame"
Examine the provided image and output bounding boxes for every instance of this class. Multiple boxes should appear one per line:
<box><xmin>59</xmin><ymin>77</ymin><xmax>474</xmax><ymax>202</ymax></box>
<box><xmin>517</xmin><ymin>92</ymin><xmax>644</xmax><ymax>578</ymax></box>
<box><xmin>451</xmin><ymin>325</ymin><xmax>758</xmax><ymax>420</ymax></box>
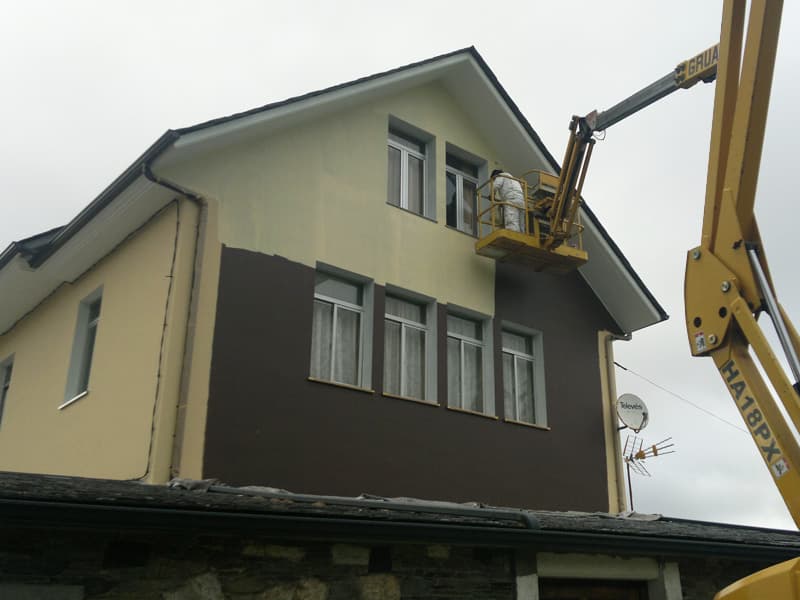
<box><xmin>0</xmin><ymin>355</ymin><xmax>13</xmax><ymax>427</ymax></box>
<box><xmin>383</xmin><ymin>289</ymin><xmax>437</xmax><ymax>402</ymax></box>
<box><xmin>502</xmin><ymin>324</ymin><xmax>547</xmax><ymax>426</ymax></box>
<box><xmin>388</xmin><ymin>130</ymin><xmax>427</xmax><ymax>215</ymax></box>
<box><xmin>313</xmin><ymin>293</ymin><xmax>364</xmax><ymax>385</ymax></box>
<box><xmin>446</xmin><ymin>310</ymin><xmax>495</xmax><ymax>416</ymax></box>
<box><xmin>446</xmin><ymin>162</ymin><xmax>479</xmax><ymax>235</ymax></box>
<box><xmin>310</xmin><ymin>268</ymin><xmax>374</xmax><ymax>389</ymax></box>
<box><xmin>62</xmin><ymin>288</ymin><xmax>103</xmax><ymax>409</ymax></box>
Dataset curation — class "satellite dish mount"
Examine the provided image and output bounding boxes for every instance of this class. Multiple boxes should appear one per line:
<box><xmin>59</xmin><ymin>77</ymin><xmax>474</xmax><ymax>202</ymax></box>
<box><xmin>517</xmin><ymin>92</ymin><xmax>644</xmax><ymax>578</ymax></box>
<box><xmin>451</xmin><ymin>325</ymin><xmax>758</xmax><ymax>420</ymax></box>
<box><xmin>616</xmin><ymin>393</ymin><xmax>649</xmax><ymax>433</ymax></box>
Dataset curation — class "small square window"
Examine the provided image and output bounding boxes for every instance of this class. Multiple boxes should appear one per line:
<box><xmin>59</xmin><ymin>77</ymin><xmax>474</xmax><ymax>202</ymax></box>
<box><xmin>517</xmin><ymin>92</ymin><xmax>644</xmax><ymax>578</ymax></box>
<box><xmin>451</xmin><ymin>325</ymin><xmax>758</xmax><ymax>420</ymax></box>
<box><xmin>502</xmin><ymin>328</ymin><xmax>546</xmax><ymax>425</ymax></box>
<box><xmin>446</xmin><ymin>152</ymin><xmax>480</xmax><ymax>235</ymax></box>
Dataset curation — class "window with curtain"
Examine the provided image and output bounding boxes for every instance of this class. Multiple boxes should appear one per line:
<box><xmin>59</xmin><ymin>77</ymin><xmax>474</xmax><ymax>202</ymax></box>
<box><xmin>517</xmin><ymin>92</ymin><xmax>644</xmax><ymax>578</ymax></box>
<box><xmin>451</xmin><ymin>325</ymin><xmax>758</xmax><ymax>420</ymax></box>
<box><xmin>310</xmin><ymin>273</ymin><xmax>363</xmax><ymax>386</ymax></box>
<box><xmin>445</xmin><ymin>153</ymin><xmax>479</xmax><ymax>235</ymax></box>
<box><xmin>502</xmin><ymin>330</ymin><xmax>537</xmax><ymax>424</ymax></box>
<box><xmin>447</xmin><ymin>314</ymin><xmax>484</xmax><ymax>413</ymax></box>
<box><xmin>383</xmin><ymin>296</ymin><xmax>427</xmax><ymax>400</ymax></box>
<box><xmin>387</xmin><ymin>129</ymin><xmax>426</xmax><ymax>216</ymax></box>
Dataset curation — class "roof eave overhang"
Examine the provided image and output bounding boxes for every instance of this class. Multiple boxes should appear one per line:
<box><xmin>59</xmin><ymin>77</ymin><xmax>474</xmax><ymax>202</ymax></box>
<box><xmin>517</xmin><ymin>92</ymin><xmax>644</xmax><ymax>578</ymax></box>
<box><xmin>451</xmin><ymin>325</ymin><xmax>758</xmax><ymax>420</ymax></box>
<box><xmin>0</xmin><ymin>496</ymin><xmax>795</xmax><ymax>563</ymax></box>
<box><xmin>0</xmin><ymin>131</ymin><xmax>185</xmax><ymax>334</ymax></box>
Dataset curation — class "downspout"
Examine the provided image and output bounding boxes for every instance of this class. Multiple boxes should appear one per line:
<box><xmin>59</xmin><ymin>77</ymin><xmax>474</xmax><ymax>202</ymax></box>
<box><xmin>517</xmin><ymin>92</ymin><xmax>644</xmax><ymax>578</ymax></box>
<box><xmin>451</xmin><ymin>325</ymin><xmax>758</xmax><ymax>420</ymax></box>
<box><xmin>599</xmin><ymin>329</ymin><xmax>631</xmax><ymax>513</ymax></box>
<box><xmin>141</xmin><ymin>161</ymin><xmax>210</xmax><ymax>482</ymax></box>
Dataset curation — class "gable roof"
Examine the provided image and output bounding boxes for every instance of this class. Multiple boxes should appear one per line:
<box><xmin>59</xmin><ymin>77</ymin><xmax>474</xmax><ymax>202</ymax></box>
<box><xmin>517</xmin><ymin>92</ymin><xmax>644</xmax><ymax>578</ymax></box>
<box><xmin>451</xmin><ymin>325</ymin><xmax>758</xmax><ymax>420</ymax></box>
<box><xmin>0</xmin><ymin>47</ymin><xmax>666</xmax><ymax>335</ymax></box>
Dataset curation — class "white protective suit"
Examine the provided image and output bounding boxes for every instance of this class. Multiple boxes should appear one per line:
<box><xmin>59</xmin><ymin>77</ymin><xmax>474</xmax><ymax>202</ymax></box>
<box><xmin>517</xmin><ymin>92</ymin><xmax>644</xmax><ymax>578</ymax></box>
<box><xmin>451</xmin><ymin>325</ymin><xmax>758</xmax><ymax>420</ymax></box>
<box><xmin>493</xmin><ymin>172</ymin><xmax>525</xmax><ymax>232</ymax></box>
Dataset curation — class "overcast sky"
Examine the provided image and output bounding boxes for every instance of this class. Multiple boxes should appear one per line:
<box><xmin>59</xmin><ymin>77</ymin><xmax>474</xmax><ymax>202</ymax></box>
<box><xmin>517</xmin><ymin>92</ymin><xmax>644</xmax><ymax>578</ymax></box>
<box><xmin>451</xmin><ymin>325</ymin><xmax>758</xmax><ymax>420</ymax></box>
<box><xmin>3</xmin><ymin>1</ymin><xmax>800</xmax><ymax>530</ymax></box>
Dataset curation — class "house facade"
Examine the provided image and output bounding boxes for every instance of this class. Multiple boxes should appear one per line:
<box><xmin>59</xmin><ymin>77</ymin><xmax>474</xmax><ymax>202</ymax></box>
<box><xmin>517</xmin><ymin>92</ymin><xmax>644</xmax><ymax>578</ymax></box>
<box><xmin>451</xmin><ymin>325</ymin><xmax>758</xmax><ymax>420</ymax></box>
<box><xmin>0</xmin><ymin>48</ymin><xmax>665</xmax><ymax>514</ymax></box>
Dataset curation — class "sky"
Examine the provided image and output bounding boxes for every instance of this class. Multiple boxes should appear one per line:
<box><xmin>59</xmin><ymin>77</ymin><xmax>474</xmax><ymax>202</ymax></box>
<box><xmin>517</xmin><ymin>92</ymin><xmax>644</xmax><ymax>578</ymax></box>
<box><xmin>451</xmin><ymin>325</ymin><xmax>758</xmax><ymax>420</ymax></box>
<box><xmin>2</xmin><ymin>1</ymin><xmax>800</xmax><ymax>529</ymax></box>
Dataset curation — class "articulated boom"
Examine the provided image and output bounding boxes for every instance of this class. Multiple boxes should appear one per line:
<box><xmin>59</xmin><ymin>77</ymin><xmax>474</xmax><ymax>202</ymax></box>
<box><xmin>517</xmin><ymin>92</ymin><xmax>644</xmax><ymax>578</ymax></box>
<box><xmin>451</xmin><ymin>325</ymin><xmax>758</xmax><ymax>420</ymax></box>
<box><xmin>475</xmin><ymin>41</ymin><xmax>719</xmax><ymax>273</ymax></box>
<box><xmin>683</xmin><ymin>1</ymin><xmax>800</xmax><ymax>597</ymax></box>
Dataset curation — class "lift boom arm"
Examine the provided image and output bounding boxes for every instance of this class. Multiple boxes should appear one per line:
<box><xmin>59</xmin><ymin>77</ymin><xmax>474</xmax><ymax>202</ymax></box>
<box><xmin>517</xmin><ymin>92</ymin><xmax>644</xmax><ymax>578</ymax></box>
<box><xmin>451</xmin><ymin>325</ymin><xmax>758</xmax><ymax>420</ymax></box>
<box><xmin>548</xmin><ymin>43</ymin><xmax>719</xmax><ymax>247</ymax></box>
<box><xmin>683</xmin><ymin>1</ymin><xmax>800</xmax><ymax>597</ymax></box>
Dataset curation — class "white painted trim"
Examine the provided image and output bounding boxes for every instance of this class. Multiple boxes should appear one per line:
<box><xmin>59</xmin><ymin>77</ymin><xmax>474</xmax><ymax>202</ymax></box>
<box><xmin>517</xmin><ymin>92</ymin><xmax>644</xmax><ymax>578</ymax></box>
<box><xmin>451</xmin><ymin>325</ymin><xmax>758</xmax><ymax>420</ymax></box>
<box><xmin>172</xmin><ymin>54</ymin><xmax>472</xmax><ymax>153</ymax></box>
<box><xmin>538</xmin><ymin>552</ymin><xmax>660</xmax><ymax>579</ymax></box>
<box><xmin>58</xmin><ymin>390</ymin><xmax>89</xmax><ymax>410</ymax></box>
<box><xmin>536</xmin><ymin>552</ymin><xmax>683</xmax><ymax>600</ymax></box>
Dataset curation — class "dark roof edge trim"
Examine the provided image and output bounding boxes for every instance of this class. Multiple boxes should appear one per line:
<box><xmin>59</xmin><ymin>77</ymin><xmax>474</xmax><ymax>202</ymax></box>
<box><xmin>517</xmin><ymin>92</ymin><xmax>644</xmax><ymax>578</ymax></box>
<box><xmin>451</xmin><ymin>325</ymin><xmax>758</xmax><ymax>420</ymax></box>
<box><xmin>1</xmin><ymin>497</ymin><xmax>796</xmax><ymax>563</ymax></box>
<box><xmin>175</xmin><ymin>47</ymin><xmax>479</xmax><ymax>136</ymax></box>
<box><xmin>0</xmin><ymin>131</ymin><xmax>181</xmax><ymax>273</ymax></box>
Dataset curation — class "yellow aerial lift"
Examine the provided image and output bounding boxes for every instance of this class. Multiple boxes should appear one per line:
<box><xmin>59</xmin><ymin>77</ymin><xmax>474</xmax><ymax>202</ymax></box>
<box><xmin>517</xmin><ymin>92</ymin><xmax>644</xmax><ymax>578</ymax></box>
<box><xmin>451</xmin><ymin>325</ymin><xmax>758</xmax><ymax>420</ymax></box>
<box><xmin>475</xmin><ymin>43</ymin><xmax>719</xmax><ymax>273</ymax></box>
<box><xmin>477</xmin><ymin>0</ymin><xmax>800</xmax><ymax>595</ymax></box>
<box><xmin>684</xmin><ymin>1</ymin><xmax>800</xmax><ymax>598</ymax></box>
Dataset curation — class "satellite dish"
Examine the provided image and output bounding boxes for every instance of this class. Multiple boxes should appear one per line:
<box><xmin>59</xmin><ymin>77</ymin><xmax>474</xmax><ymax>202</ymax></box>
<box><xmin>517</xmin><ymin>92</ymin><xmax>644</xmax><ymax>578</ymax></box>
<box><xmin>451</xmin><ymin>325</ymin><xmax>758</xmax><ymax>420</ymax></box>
<box><xmin>616</xmin><ymin>393</ymin><xmax>649</xmax><ymax>432</ymax></box>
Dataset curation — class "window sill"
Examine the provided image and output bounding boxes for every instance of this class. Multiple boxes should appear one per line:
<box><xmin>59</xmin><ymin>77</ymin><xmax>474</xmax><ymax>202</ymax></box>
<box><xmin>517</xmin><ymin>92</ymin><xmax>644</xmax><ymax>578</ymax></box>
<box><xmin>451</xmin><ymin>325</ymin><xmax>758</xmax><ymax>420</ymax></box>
<box><xmin>58</xmin><ymin>390</ymin><xmax>89</xmax><ymax>410</ymax></box>
<box><xmin>386</xmin><ymin>202</ymin><xmax>437</xmax><ymax>223</ymax></box>
<box><xmin>382</xmin><ymin>392</ymin><xmax>439</xmax><ymax>407</ymax></box>
<box><xmin>446</xmin><ymin>406</ymin><xmax>498</xmax><ymax>420</ymax></box>
<box><xmin>307</xmin><ymin>377</ymin><xmax>374</xmax><ymax>395</ymax></box>
<box><xmin>505</xmin><ymin>418</ymin><xmax>550</xmax><ymax>431</ymax></box>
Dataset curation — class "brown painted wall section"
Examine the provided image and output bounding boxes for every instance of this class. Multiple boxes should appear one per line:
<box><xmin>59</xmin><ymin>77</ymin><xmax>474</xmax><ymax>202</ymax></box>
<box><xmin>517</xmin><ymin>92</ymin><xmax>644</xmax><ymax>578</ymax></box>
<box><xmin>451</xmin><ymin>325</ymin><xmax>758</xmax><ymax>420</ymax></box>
<box><xmin>203</xmin><ymin>248</ymin><xmax>617</xmax><ymax>511</ymax></box>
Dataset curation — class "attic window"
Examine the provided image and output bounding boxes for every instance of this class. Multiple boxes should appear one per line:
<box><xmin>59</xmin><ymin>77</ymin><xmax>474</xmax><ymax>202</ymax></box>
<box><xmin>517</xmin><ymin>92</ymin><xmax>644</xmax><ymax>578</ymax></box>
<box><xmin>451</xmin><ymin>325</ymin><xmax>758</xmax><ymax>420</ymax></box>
<box><xmin>446</xmin><ymin>153</ymin><xmax>480</xmax><ymax>236</ymax></box>
<box><xmin>62</xmin><ymin>289</ymin><xmax>102</xmax><ymax>408</ymax></box>
<box><xmin>387</xmin><ymin>120</ymin><xmax>435</xmax><ymax>219</ymax></box>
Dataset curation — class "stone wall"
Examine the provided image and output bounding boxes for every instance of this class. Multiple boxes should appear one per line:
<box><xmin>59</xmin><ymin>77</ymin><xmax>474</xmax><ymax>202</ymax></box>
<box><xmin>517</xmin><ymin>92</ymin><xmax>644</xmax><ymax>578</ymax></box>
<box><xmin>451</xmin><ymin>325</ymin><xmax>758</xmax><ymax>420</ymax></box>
<box><xmin>677</xmin><ymin>557</ymin><xmax>779</xmax><ymax>600</ymax></box>
<box><xmin>2</xmin><ymin>524</ymin><xmax>788</xmax><ymax>599</ymax></box>
<box><xmin>1</xmin><ymin>527</ymin><xmax>514</xmax><ymax>600</ymax></box>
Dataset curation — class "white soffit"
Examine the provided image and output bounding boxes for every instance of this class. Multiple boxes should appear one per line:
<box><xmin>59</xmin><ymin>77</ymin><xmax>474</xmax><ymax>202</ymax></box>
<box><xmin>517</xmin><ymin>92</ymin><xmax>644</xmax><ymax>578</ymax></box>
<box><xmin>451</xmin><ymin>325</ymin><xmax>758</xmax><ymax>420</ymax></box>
<box><xmin>0</xmin><ymin>177</ymin><xmax>175</xmax><ymax>333</ymax></box>
<box><xmin>442</xmin><ymin>60</ymin><xmax>553</xmax><ymax>175</ymax></box>
<box><xmin>159</xmin><ymin>54</ymin><xmax>474</xmax><ymax>167</ymax></box>
<box><xmin>578</xmin><ymin>212</ymin><xmax>663</xmax><ymax>333</ymax></box>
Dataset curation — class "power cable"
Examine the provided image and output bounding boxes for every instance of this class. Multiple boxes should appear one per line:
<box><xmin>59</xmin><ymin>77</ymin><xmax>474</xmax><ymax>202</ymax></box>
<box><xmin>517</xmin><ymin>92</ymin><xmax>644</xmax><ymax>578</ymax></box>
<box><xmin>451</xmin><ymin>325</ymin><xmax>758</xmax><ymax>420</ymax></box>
<box><xmin>614</xmin><ymin>361</ymin><xmax>749</xmax><ymax>434</ymax></box>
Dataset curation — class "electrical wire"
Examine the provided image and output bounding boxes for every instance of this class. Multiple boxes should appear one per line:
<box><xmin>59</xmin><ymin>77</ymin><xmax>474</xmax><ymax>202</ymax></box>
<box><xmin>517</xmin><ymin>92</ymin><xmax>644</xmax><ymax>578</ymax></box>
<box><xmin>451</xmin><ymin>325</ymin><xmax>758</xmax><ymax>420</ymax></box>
<box><xmin>614</xmin><ymin>361</ymin><xmax>749</xmax><ymax>434</ymax></box>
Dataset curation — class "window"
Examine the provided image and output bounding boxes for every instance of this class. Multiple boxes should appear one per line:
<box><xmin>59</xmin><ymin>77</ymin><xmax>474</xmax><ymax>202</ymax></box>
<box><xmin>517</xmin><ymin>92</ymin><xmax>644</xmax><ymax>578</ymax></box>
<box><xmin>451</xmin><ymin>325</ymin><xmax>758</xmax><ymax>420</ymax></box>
<box><xmin>310</xmin><ymin>272</ymin><xmax>371</xmax><ymax>387</ymax></box>
<box><xmin>63</xmin><ymin>291</ymin><xmax>102</xmax><ymax>407</ymax></box>
<box><xmin>447</xmin><ymin>314</ymin><xmax>485</xmax><ymax>413</ymax></box>
<box><xmin>0</xmin><ymin>357</ymin><xmax>12</xmax><ymax>425</ymax></box>
<box><xmin>387</xmin><ymin>129</ymin><xmax>426</xmax><ymax>216</ymax></box>
<box><xmin>446</xmin><ymin>153</ymin><xmax>479</xmax><ymax>235</ymax></box>
<box><xmin>502</xmin><ymin>329</ymin><xmax>546</xmax><ymax>425</ymax></box>
<box><xmin>384</xmin><ymin>296</ymin><xmax>428</xmax><ymax>400</ymax></box>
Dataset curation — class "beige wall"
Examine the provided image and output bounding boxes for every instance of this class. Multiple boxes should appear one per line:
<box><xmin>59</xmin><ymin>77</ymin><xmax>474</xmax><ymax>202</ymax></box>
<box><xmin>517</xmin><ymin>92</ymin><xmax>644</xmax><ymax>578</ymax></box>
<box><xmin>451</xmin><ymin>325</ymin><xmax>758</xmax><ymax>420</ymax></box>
<box><xmin>162</xmin><ymin>82</ymin><xmax>504</xmax><ymax>315</ymax></box>
<box><xmin>0</xmin><ymin>201</ymin><xmax>198</xmax><ymax>480</ymax></box>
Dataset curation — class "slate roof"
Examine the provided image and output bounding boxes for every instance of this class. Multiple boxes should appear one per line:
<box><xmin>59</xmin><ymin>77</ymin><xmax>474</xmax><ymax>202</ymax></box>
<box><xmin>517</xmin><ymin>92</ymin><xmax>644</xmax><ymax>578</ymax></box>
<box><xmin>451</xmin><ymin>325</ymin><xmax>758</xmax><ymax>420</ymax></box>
<box><xmin>2</xmin><ymin>471</ymin><xmax>797</xmax><ymax>562</ymax></box>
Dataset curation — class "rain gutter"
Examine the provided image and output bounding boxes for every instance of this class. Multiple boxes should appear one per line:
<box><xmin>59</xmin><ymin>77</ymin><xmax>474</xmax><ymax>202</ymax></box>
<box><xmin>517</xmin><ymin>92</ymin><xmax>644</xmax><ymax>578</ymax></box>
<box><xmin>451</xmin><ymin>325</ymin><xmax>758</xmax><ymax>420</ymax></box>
<box><xmin>0</xmin><ymin>496</ymin><xmax>797</xmax><ymax>563</ymax></box>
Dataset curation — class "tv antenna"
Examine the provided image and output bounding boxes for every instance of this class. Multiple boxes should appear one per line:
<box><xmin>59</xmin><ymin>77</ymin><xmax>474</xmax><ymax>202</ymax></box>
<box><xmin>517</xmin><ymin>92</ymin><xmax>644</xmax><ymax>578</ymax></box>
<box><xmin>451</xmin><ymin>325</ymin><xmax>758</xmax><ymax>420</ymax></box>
<box><xmin>622</xmin><ymin>435</ymin><xmax>676</xmax><ymax>511</ymax></box>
